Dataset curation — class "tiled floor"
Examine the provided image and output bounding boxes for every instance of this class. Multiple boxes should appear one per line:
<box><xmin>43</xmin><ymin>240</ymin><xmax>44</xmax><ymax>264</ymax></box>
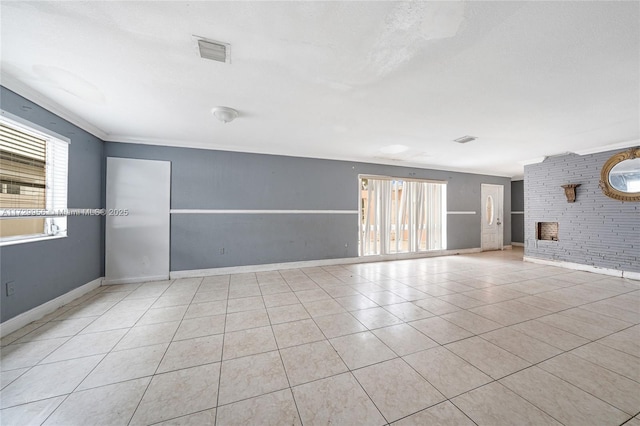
<box><xmin>1</xmin><ymin>248</ymin><xmax>639</xmax><ymax>425</ymax></box>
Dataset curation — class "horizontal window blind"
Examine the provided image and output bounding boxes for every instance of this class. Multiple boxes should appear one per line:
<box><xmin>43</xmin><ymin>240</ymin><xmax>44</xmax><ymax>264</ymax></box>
<box><xmin>0</xmin><ymin>115</ymin><xmax>68</xmax><ymax>240</ymax></box>
<box><xmin>0</xmin><ymin>122</ymin><xmax>47</xmax><ymax>209</ymax></box>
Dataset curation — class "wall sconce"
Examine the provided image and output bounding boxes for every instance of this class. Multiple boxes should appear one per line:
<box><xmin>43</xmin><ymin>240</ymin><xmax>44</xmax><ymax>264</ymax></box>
<box><xmin>561</xmin><ymin>184</ymin><xmax>581</xmax><ymax>203</ymax></box>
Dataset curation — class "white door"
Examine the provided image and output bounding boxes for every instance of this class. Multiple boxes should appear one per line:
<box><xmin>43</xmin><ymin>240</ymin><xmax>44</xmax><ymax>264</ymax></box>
<box><xmin>105</xmin><ymin>158</ymin><xmax>171</xmax><ymax>284</ymax></box>
<box><xmin>481</xmin><ymin>184</ymin><xmax>504</xmax><ymax>251</ymax></box>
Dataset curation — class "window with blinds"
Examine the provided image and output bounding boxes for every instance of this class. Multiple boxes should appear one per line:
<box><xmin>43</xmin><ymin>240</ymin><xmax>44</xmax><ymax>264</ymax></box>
<box><xmin>0</xmin><ymin>114</ymin><xmax>68</xmax><ymax>243</ymax></box>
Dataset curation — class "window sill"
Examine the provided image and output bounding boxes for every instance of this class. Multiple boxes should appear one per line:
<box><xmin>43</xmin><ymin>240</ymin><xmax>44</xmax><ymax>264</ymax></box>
<box><xmin>0</xmin><ymin>234</ymin><xmax>67</xmax><ymax>247</ymax></box>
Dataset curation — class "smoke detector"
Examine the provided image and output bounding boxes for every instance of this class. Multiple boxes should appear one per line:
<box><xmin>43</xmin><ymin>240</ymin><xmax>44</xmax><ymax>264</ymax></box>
<box><xmin>196</xmin><ymin>38</ymin><xmax>230</xmax><ymax>63</ymax></box>
<box><xmin>453</xmin><ymin>135</ymin><xmax>477</xmax><ymax>144</ymax></box>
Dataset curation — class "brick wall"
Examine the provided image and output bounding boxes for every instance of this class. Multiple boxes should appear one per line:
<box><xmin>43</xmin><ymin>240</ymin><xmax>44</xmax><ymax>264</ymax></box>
<box><xmin>524</xmin><ymin>150</ymin><xmax>639</xmax><ymax>273</ymax></box>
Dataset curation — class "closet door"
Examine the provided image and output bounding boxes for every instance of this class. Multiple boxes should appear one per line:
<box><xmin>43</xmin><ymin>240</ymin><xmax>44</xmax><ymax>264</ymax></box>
<box><xmin>105</xmin><ymin>157</ymin><xmax>170</xmax><ymax>284</ymax></box>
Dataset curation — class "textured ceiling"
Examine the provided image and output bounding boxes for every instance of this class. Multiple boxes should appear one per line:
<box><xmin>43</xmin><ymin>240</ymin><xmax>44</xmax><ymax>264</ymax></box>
<box><xmin>1</xmin><ymin>1</ymin><xmax>638</xmax><ymax>177</ymax></box>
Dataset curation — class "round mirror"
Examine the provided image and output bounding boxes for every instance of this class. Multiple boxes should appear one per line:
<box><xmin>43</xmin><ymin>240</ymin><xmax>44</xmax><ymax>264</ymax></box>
<box><xmin>608</xmin><ymin>157</ymin><xmax>640</xmax><ymax>193</ymax></box>
<box><xmin>600</xmin><ymin>147</ymin><xmax>640</xmax><ymax>201</ymax></box>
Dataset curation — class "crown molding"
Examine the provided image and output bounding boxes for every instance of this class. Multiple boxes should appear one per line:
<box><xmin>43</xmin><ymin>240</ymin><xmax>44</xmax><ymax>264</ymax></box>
<box><xmin>573</xmin><ymin>139</ymin><xmax>639</xmax><ymax>156</ymax></box>
<box><xmin>518</xmin><ymin>156</ymin><xmax>546</xmax><ymax>166</ymax></box>
<box><xmin>105</xmin><ymin>136</ymin><xmax>515</xmax><ymax>178</ymax></box>
<box><xmin>0</xmin><ymin>74</ymin><xmax>108</xmax><ymax>140</ymax></box>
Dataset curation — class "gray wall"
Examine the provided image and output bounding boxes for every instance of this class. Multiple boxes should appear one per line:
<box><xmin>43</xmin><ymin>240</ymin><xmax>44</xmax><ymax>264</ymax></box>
<box><xmin>105</xmin><ymin>143</ymin><xmax>511</xmax><ymax>271</ymax></box>
<box><xmin>0</xmin><ymin>87</ymin><xmax>104</xmax><ymax>322</ymax></box>
<box><xmin>511</xmin><ymin>180</ymin><xmax>524</xmax><ymax>243</ymax></box>
<box><xmin>524</xmin><ymin>151</ymin><xmax>639</xmax><ymax>272</ymax></box>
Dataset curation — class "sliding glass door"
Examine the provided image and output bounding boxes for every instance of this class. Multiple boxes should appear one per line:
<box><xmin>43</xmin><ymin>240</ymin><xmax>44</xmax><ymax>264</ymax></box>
<box><xmin>359</xmin><ymin>176</ymin><xmax>446</xmax><ymax>256</ymax></box>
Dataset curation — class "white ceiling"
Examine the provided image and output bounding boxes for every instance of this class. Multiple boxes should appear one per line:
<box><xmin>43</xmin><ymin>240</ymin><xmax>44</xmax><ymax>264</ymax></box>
<box><xmin>1</xmin><ymin>1</ymin><xmax>638</xmax><ymax>178</ymax></box>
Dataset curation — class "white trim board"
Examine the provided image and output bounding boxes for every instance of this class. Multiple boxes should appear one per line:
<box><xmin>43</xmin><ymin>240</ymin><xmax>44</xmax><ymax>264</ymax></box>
<box><xmin>102</xmin><ymin>274</ymin><xmax>169</xmax><ymax>285</ymax></box>
<box><xmin>171</xmin><ymin>248</ymin><xmax>483</xmax><ymax>278</ymax></box>
<box><xmin>170</xmin><ymin>209</ymin><xmax>358</xmax><ymax>215</ymax></box>
<box><xmin>523</xmin><ymin>256</ymin><xmax>640</xmax><ymax>281</ymax></box>
<box><xmin>0</xmin><ymin>277</ymin><xmax>103</xmax><ymax>337</ymax></box>
<box><xmin>511</xmin><ymin>211</ymin><xmax>524</xmax><ymax>214</ymax></box>
<box><xmin>1</xmin><ymin>74</ymin><xmax>107</xmax><ymax>140</ymax></box>
<box><xmin>447</xmin><ymin>211</ymin><xmax>476</xmax><ymax>215</ymax></box>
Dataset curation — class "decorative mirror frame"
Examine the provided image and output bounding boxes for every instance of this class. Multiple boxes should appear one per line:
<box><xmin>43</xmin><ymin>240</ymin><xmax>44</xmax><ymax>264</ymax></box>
<box><xmin>599</xmin><ymin>147</ymin><xmax>640</xmax><ymax>201</ymax></box>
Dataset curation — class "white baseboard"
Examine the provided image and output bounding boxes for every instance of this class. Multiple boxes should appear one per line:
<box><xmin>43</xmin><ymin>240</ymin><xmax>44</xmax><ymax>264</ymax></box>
<box><xmin>512</xmin><ymin>242</ymin><xmax>524</xmax><ymax>247</ymax></box>
<box><xmin>523</xmin><ymin>256</ymin><xmax>639</xmax><ymax>281</ymax></box>
<box><xmin>0</xmin><ymin>277</ymin><xmax>103</xmax><ymax>337</ymax></box>
<box><xmin>624</xmin><ymin>270</ymin><xmax>640</xmax><ymax>281</ymax></box>
<box><xmin>170</xmin><ymin>248</ymin><xmax>483</xmax><ymax>279</ymax></box>
<box><xmin>102</xmin><ymin>274</ymin><xmax>169</xmax><ymax>285</ymax></box>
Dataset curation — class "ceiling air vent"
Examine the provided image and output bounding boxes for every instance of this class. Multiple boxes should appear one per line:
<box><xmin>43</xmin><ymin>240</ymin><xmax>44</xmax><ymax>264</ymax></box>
<box><xmin>453</xmin><ymin>135</ymin><xmax>477</xmax><ymax>144</ymax></box>
<box><xmin>197</xmin><ymin>38</ymin><xmax>230</xmax><ymax>63</ymax></box>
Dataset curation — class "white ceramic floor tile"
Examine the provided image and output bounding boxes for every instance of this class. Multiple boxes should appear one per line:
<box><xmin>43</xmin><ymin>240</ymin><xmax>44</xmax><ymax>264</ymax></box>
<box><xmin>80</xmin><ymin>309</ymin><xmax>145</xmax><ymax>334</ymax></box>
<box><xmin>158</xmin><ymin>334</ymin><xmax>223</xmax><ymax>373</ymax></box>
<box><xmin>16</xmin><ymin>317</ymin><xmax>97</xmax><ymax>343</ymax></box>
<box><xmin>272</xmin><ymin>319</ymin><xmax>325</xmax><ymax>348</ymax></box>
<box><xmin>0</xmin><ymin>338</ymin><xmax>69</xmax><ymax>371</ymax></box>
<box><xmin>512</xmin><ymin>319</ymin><xmax>590</xmax><ymax>351</ymax></box>
<box><xmin>173</xmin><ymin>315</ymin><xmax>225</xmax><ymax>341</ymax></box>
<box><xmin>154</xmin><ymin>409</ymin><xmax>216</xmax><ymax>426</ymax></box>
<box><xmin>354</xmin><ymin>358</ymin><xmax>445</xmax><ymax>422</ymax></box>
<box><xmin>597</xmin><ymin>325</ymin><xmax>640</xmax><ymax>357</ymax></box>
<box><xmin>280</xmin><ymin>340</ymin><xmax>348</xmax><ymax>386</ymax></box>
<box><xmin>40</xmin><ymin>329</ymin><xmax>128</xmax><ymax>364</ymax></box>
<box><xmin>445</xmin><ymin>336</ymin><xmax>531</xmax><ymax>379</ymax></box>
<box><xmin>452</xmin><ymin>382</ymin><xmax>561</xmax><ymax>426</ymax></box>
<box><xmin>440</xmin><ymin>311</ymin><xmax>503</xmax><ymax>335</ymax></box>
<box><xmin>43</xmin><ymin>377</ymin><xmax>150</xmax><ymax>425</ymax></box>
<box><xmin>78</xmin><ymin>343</ymin><xmax>167</xmax><ymax>390</ymax></box>
<box><xmin>226</xmin><ymin>296</ymin><xmax>265</xmax><ymax>313</ymax></box>
<box><xmin>293</xmin><ymin>372</ymin><xmax>386</xmax><ymax>425</ymax></box>
<box><xmin>130</xmin><ymin>363</ymin><xmax>220</xmax><ymax>425</ymax></box>
<box><xmin>539</xmin><ymin>353</ymin><xmax>640</xmax><ymax>415</ymax></box>
<box><xmin>267</xmin><ymin>304</ymin><xmax>310</xmax><ymax>324</ymax></box>
<box><xmin>0</xmin><ymin>395</ymin><xmax>66</xmax><ymax>426</ymax></box>
<box><xmin>330</xmin><ymin>331</ymin><xmax>396</xmax><ymax>369</ymax></box>
<box><xmin>351</xmin><ymin>307</ymin><xmax>403</xmax><ymax>329</ymax></box>
<box><xmin>137</xmin><ymin>305</ymin><xmax>188</xmax><ymax>326</ymax></box>
<box><xmin>303</xmin><ymin>299</ymin><xmax>346</xmax><ymax>317</ymax></box>
<box><xmin>313</xmin><ymin>312</ymin><xmax>367</xmax><ymax>338</ymax></box>
<box><xmin>222</xmin><ymin>326</ymin><xmax>277</xmax><ymax>360</ymax></box>
<box><xmin>0</xmin><ymin>368</ymin><xmax>28</xmax><ymax>390</ymax></box>
<box><xmin>372</xmin><ymin>323</ymin><xmax>438</xmax><ymax>356</ymax></box>
<box><xmin>481</xmin><ymin>327</ymin><xmax>562</xmax><ymax>364</ymax></box>
<box><xmin>570</xmin><ymin>342</ymin><xmax>640</xmax><ymax>382</ymax></box>
<box><xmin>1</xmin><ymin>355</ymin><xmax>103</xmax><ymax>409</ymax></box>
<box><xmin>409</xmin><ymin>317</ymin><xmax>473</xmax><ymax>345</ymax></box>
<box><xmin>184</xmin><ymin>300</ymin><xmax>227</xmax><ymax>319</ymax></box>
<box><xmin>216</xmin><ymin>389</ymin><xmax>300</xmax><ymax>426</ymax></box>
<box><xmin>224</xmin><ymin>310</ymin><xmax>270</xmax><ymax>332</ymax></box>
<box><xmin>500</xmin><ymin>366</ymin><xmax>629</xmax><ymax>426</ymax></box>
<box><xmin>383</xmin><ymin>302</ymin><xmax>433</xmax><ymax>321</ymax></box>
<box><xmin>391</xmin><ymin>401</ymin><xmax>475</xmax><ymax>426</ymax></box>
<box><xmin>334</xmin><ymin>295</ymin><xmax>378</xmax><ymax>311</ymax></box>
<box><xmin>403</xmin><ymin>347</ymin><xmax>492</xmax><ymax>398</ymax></box>
<box><xmin>218</xmin><ymin>351</ymin><xmax>289</xmax><ymax>405</ymax></box>
<box><xmin>114</xmin><ymin>321</ymin><xmax>180</xmax><ymax>351</ymax></box>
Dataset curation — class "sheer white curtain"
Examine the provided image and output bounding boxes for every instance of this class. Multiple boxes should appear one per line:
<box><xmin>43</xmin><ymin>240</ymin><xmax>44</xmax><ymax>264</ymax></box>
<box><xmin>360</xmin><ymin>177</ymin><xmax>446</xmax><ymax>256</ymax></box>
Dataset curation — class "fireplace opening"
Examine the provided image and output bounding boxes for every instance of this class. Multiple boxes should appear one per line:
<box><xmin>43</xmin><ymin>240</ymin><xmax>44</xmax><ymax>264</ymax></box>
<box><xmin>536</xmin><ymin>222</ymin><xmax>558</xmax><ymax>241</ymax></box>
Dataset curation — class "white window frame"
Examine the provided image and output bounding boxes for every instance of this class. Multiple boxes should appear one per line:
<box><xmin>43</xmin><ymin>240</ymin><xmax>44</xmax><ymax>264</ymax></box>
<box><xmin>0</xmin><ymin>110</ymin><xmax>69</xmax><ymax>246</ymax></box>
